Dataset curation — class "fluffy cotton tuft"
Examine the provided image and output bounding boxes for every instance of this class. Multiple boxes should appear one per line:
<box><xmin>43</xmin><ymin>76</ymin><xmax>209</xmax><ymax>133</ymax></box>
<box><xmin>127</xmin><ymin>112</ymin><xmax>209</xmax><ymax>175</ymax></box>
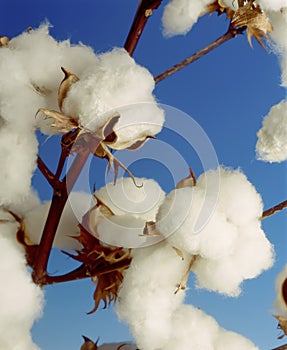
<box><xmin>256</xmin><ymin>99</ymin><xmax>287</xmax><ymax>162</ymax></box>
<box><xmin>95</xmin><ymin>177</ymin><xmax>165</xmax><ymax>219</ymax></box>
<box><xmin>162</xmin><ymin>0</ymin><xmax>214</xmax><ymax>36</ymax></box>
<box><xmin>117</xmin><ymin>242</ymin><xmax>190</xmax><ymax>350</ymax></box>
<box><xmin>164</xmin><ymin>305</ymin><xmax>259</xmax><ymax>350</ymax></box>
<box><xmin>257</xmin><ymin>0</ymin><xmax>287</xmax><ymax>11</ymax></box>
<box><xmin>0</xmin><ymin>210</ymin><xmax>44</xmax><ymax>350</ymax></box>
<box><xmin>274</xmin><ymin>264</ymin><xmax>287</xmax><ymax>316</ymax></box>
<box><xmin>156</xmin><ymin>167</ymin><xmax>273</xmax><ymax>296</ymax></box>
<box><xmin>62</xmin><ymin>48</ymin><xmax>164</xmax><ymax>147</ymax></box>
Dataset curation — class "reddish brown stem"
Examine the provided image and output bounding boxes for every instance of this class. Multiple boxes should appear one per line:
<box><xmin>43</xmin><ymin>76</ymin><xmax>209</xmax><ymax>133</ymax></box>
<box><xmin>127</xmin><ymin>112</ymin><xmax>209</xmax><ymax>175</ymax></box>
<box><xmin>37</xmin><ymin>156</ymin><xmax>58</xmax><ymax>188</ymax></box>
<box><xmin>261</xmin><ymin>200</ymin><xmax>287</xmax><ymax>220</ymax></box>
<box><xmin>124</xmin><ymin>0</ymin><xmax>162</xmax><ymax>55</ymax></box>
<box><xmin>272</xmin><ymin>344</ymin><xmax>287</xmax><ymax>350</ymax></box>
<box><xmin>154</xmin><ymin>26</ymin><xmax>245</xmax><ymax>84</ymax></box>
<box><xmin>32</xmin><ymin>150</ymin><xmax>90</xmax><ymax>285</ymax></box>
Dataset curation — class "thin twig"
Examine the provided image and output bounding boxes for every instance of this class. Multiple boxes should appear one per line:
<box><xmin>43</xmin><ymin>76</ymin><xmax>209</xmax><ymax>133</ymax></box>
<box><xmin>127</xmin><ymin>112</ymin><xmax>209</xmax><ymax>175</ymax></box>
<box><xmin>261</xmin><ymin>200</ymin><xmax>287</xmax><ymax>220</ymax></box>
<box><xmin>154</xmin><ymin>26</ymin><xmax>245</xmax><ymax>84</ymax></box>
<box><xmin>272</xmin><ymin>344</ymin><xmax>287</xmax><ymax>350</ymax></box>
<box><xmin>124</xmin><ymin>0</ymin><xmax>162</xmax><ymax>56</ymax></box>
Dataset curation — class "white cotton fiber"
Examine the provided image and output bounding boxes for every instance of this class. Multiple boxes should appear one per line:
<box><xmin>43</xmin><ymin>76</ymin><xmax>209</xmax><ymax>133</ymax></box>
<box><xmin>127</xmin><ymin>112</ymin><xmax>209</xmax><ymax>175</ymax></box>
<box><xmin>274</xmin><ymin>264</ymin><xmax>287</xmax><ymax>316</ymax></box>
<box><xmin>62</xmin><ymin>48</ymin><xmax>164</xmax><ymax>147</ymax></box>
<box><xmin>162</xmin><ymin>0</ymin><xmax>214</xmax><ymax>36</ymax></box>
<box><xmin>162</xmin><ymin>305</ymin><xmax>259</xmax><ymax>350</ymax></box>
<box><xmin>215</xmin><ymin>328</ymin><xmax>259</xmax><ymax>350</ymax></box>
<box><xmin>0</xmin><ymin>126</ymin><xmax>38</xmax><ymax>205</ymax></box>
<box><xmin>95</xmin><ymin>177</ymin><xmax>165</xmax><ymax>220</ymax></box>
<box><xmin>117</xmin><ymin>242</ymin><xmax>190</xmax><ymax>350</ymax></box>
<box><xmin>257</xmin><ymin>0</ymin><xmax>287</xmax><ymax>11</ymax></box>
<box><xmin>97</xmin><ymin>214</ymin><xmax>149</xmax><ymax>248</ymax></box>
<box><xmin>156</xmin><ymin>166</ymin><xmax>273</xmax><ymax>296</ymax></box>
<box><xmin>24</xmin><ymin>192</ymin><xmax>92</xmax><ymax>249</ymax></box>
<box><xmin>256</xmin><ymin>99</ymin><xmax>287</xmax><ymax>162</ymax></box>
<box><xmin>0</xmin><ymin>214</ymin><xmax>44</xmax><ymax>350</ymax></box>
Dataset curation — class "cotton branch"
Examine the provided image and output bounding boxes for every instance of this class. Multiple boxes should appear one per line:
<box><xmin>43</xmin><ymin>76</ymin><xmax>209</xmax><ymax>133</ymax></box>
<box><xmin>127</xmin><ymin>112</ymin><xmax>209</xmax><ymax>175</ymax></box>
<box><xmin>272</xmin><ymin>344</ymin><xmax>287</xmax><ymax>350</ymax></box>
<box><xmin>154</xmin><ymin>25</ymin><xmax>245</xmax><ymax>84</ymax></box>
<box><xmin>124</xmin><ymin>0</ymin><xmax>162</xmax><ymax>55</ymax></box>
<box><xmin>261</xmin><ymin>199</ymin><xmax>287</xmax><ymax>220</ymax></box>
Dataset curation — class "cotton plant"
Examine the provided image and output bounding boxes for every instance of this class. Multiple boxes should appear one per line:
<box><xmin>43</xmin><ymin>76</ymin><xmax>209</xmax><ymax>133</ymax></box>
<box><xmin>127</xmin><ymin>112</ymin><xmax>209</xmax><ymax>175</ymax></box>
<box><xmin>0</xmin><ymin>1</ymin><xmax>286</xmax><ymax>349</ymax></box>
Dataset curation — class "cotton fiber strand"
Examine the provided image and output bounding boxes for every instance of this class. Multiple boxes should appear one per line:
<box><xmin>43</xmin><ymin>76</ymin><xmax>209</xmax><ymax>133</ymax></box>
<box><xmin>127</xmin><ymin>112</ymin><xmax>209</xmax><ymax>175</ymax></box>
<box><xmin>162</xmin><ymin>0</ymin><xmax>214</xmax><ymax>36</ymax></box>
<box><xmin>256</xmin><ymin>100</ymin><xmax>287</xmax><ymax>162</ymax></box>
<box><xmin>0</xmin><ymin>212</ymin><xmax>44</xmax><ymax>350</ymax></box>
<box><xmin>274</xmin><ymin>264</ymin><xmax>287</xmax><ymax>316</ymax></box>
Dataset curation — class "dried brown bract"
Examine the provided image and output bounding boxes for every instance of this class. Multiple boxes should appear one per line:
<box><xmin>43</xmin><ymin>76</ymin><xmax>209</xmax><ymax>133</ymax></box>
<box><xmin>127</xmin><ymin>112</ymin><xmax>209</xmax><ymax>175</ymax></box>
<box><xmin>231</xmin><ymin>1</ymin><xmax>272</xmax><ymax>47</ymax></box>
<box><xmin>274</xmin><ymin>315</ymin><xmax>287</xmax><ymax>339</ymax></box>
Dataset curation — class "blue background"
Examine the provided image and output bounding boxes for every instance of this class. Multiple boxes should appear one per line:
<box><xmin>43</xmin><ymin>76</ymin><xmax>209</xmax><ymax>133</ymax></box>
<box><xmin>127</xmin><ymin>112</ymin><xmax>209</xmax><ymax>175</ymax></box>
<box><xmin>1</xmin><ymin>1</ymin><xmax>287</xmax><ymax>349</ymax></box>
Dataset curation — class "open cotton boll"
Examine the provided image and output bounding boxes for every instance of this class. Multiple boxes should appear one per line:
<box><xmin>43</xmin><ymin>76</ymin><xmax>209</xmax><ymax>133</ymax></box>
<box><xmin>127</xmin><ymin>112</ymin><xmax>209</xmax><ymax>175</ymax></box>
<box><xmin>9</xmin><ymin>24</ymin><xmax>97</xmax><ymax>95</ymax></box>
<box><xmin>116</xmin><ymin>242</ymin><xmax>190</xmax><ymax>350</ymax></box>
<box><xmin>162</xmin><ymin>0</ymin><xmax>214</xmax><ymax>36</ymax></box>
<box><xmin>0</xmin><ymin>127</ymin><xmax>38</xmax><ymax>205</ymax></box>
<box><xmin>256</xmin><ymin>99</ymin><xmax>287</xmax><ymax>162</ymax></box>
<box><xmin>24</xmin><ymin>192</ymin><xmax>92</xmax><ymax>249</ymax></box>
<box><xmin>95</xmin><ymin>177</ymin><xmax>165</xmax><ymax>220</ymax></box>
<box><xmin>0</xmin><ymin>218</ymin><xmax>43</xmax><ymax>350</ymax></box>
<box><xmin>62</xmin><ymin>48</ymin><xmax>164</xmax><ymax>143</ymax></box>
<box><xmin>274</xmin><ymin>264</ymin><xmax>287</xmax><ymax>316</ymax></box>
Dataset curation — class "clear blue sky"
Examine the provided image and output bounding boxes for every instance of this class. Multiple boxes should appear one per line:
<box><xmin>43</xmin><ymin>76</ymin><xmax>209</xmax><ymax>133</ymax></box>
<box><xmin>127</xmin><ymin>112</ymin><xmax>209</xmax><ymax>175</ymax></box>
<box><xmin>1</xmin><ymin>1</ymin><xmax>287</xmax><ymax>349</ymax></box>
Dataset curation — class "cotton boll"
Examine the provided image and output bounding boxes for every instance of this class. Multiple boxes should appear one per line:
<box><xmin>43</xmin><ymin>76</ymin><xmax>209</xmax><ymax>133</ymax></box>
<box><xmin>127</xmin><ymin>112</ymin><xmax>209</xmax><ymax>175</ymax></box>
<box><xmin>62</xmin><ymin>48</ymin><xmax>164</xmax><ymax>144</ymax></box>
<box><xmin>0</xmin><ymin>126</ymin><xmax>38</xmax><ymax>205</ymax></box>
<box><xmin>162</xmin><ymin>0</ymin><xmax>214</xmax><ymax>36</ymax></box>
<box><xmin>117</xmin><ymin>242</ymin><xmax>190</xmax><ymax>350</ymax></box>
<box><xmin>0</xmin><ymin>218</ymin><xmax>44</xmax><ymax>350</ymax></box>
<box><xmin>24</xmin><ymin>192</ymin><xmax>92</xmax><ymax>249</ymax></box>
<box><xmin>220</xmin><ymin>0</ymin><xmax>238</xmax><ymax>10</ymax></box>
<box><xmin>256</xmin><ymin>99</ymin><xmax>287</xmax><ymax>162</ymax></box>
<box><xmin>215</xmin><ymin>328</ymin><xmax>259</xmax><ymax>350</ymax></box>
<box><xmin>95</xmin><ymin>177</ymin><xmax>165</xmax><ymax>220</ymax></box>
<box><xmin>274</xmin><ymin>264</ymin><xmax>287</xmax><ymax>316</ymax></box>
